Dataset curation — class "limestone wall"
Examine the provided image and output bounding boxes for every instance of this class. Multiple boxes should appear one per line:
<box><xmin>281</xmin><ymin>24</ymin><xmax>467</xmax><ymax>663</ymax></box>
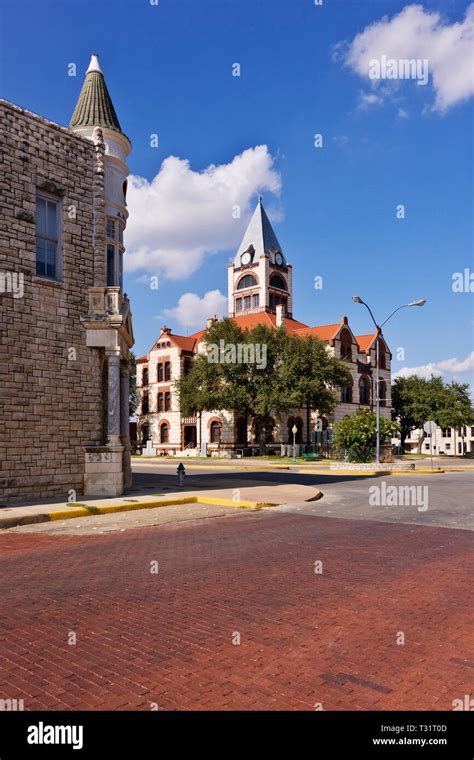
<box><xmin>0</xmin><ymin>101</ymin><xmax>104</xmax><ymax>502</ymax></box>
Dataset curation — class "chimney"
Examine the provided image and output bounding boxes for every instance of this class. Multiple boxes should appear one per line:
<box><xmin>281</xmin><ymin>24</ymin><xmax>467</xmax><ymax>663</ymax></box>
<box><xmin>206</xmin><ymin>315</ymin><xmax>218</xmax><ymax>329</ymax></box>
<box><xmin>276</xmin><ymin>303</ymin><xmax>285</xmax><ymax>328</ymax></box>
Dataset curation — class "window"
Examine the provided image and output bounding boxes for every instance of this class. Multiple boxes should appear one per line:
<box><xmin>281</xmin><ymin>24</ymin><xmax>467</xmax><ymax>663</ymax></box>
<box><xmin>253</xmin><ymin>294</ymin><xmax>259</xmax><ymax>308</ymax></box>
<box><xmin>237</xmin><ymin>274</ymin><xmax>257</xmax><ymax>290</ymax></box>
<box><xmin>210</xmin><ymin>421</ymin><xmax>221</xmax><ymax>443</ymax></box>
<box><xmin>160</xmin><ymin>423</ymin><xmax>169</xmax><ymax>444</ymax></box>
<box><xmin>442</xmin><ymin>428</ymin><xmax>451</xmax><ymax>438</ymax></box>
<box><xmin>107</xmin><ymin>244</ymin><xmax>115</xmax><ymax>286</ymax></box>
<box><xmin>341</xmin><ymin>383</ymin><xmax>353</xmax><ymax>403</ymax></box>
<box><xmin>142</xmin><ymin>368</ymin><xmax>149</xmax><ymax>386</ymax></box>
<box><xmin>244</xmin><ymin>295</ymin><xmax>251</xmax><ymax>309</ymax></box>
<box><xmin>269</xmin><ymin>273</ymin><xmax>286</xmax><ymax>290</ymax></box>
<box><xmin>235</xmin><ymin>298</ymin><xmax>242</xmax><ymax>312</ymax></box>
<box><xmin>158</xmin><ymin>364</ymin><xmax>164</xmax><ymax>382</ymax></box>
<box><xmin>183</xmin><ymin>359</ymin><xmax>192</xmax><ymax>375</ymax></box>
<box><xmin>378</xmin><ymin>380</ymin><xmax>387</xmax><ymax>406</ymax></box>
<box><xmin>340</xmin><ymin>329</ymin><xmax>352</xmax><ymax>362</ymax></box>
<box><xmin>106</xmin><ymin>219</ymin><xmax>116</xmax><ymax>239</ymax></box>
<box><xmin>379</xmin><ymin>352</ymin><xmax>386</xmax><ymax>369</ymax></box>
<box><xmin>359</xmin><ymin>376</ymin><xmax>370</xmax><ymax>405</ymax></box>
<box><xmin>106</xmin><ymin>216</ymin><xmax>124</xmax><ymax>288</ymax></box>
<box><xmin>165</xmin><ymin>392</ymin><xmax>171</xmax><ymax>412</ymax></box>
<box><xmin>269</xmin><ymin>293</ymin><xmax>275</xmax><ymax>310</ymax></box>
<box><xmin>36</xmin><ymin>195</ymin><xmax>60</xmax><ymax>279</ymax></box>
<box><xmin>164</xmin><ymin>362</ymin><xmax>171</xmax><ymax>381</ymax></box>
<box><xmin>157</xmin><ymin>393</ymin><xmax>164</xmax><ymax>412</ymax></box>
<box><xmin>446</xmin><ymin>443</ymin><xmax>451</xmax><ymax>450</ymax></box>
<box><xmin>142</xmin><ymin>394</ymin><xmax>149</xmax><ymax>415</ymax></box>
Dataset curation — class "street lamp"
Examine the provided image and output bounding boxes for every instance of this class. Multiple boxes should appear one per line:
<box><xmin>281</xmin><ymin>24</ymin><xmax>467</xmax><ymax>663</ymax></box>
<box><xmin>292</xmin><ymin>424</ymin><xmax>298</xmax><ymax>463</ymax></box>
<box><xmin>352</xmin><ymin>296</ymin><xmax>426</xmax><ymax>464</ymax></box>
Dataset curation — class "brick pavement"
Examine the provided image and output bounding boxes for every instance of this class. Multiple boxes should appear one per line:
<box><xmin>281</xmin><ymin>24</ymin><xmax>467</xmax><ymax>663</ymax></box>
<box><xmin>0</xmin><ymin>511</ymin><xmax>472</xmax><ymax>710</ymax></box>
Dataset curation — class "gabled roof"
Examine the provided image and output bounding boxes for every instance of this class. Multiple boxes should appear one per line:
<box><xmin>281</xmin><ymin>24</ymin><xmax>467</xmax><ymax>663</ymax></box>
<box><xmin>70</xmin><ymin>54</ymin><xmax>123</xmax><ymax>134</ymax></box>
<box><xmin>294</xmin><ymin>323</ymin><xmax>341</xmax><ymax>341</ymax></box>
<box><xmin>229</xmin><ymin>312</ymin><xmax>309</xmax><ymax>332</ymax></box>
<box><xmin>356</xmin><ymin>333</ymin><xmax>378</xmax><ymax>351</ymax></box>
<box><xmin>234</xmin><ymin>197</ymin><xmax>285</xmax><ymax>266</ymax></box>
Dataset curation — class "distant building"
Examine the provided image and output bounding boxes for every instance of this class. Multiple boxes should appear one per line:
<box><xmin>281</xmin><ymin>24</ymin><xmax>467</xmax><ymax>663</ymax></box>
<box><xmin>136</xmin><ymin>198</ymin><xmax>392</xmax><ymax>455</ymax></box>
<box><xmin>0</xmin><ymin>54</ymin><xmax>134</xmax><ymax>502</ymax></box>
<box><xmin>399</xmin><ymin>426</ymin><xmax>474</xmax><ymax>456</ymax></box>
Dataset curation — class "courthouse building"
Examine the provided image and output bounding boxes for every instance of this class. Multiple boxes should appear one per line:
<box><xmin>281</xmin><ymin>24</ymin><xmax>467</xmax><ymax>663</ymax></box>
<box><xmin>136</xmin><ymin>198</ymin><xmax>392</xmax><ymax>455</ymax></box>
<box><xmin>0</xmin><ymin>54</ymin><xmax>134</xmax><ymax>502</ymax></box>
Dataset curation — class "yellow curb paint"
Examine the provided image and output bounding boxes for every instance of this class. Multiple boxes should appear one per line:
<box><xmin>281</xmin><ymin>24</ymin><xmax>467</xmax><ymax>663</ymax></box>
<box><xmin>47</xmin><ymin>495</ymin><xmax>278</xmax><ymax>522</ymax></box>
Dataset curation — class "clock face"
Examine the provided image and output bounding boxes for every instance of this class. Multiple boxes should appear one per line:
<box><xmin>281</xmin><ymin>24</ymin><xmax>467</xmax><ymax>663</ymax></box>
<box><xmin>241</xmin><ymin>251</ymin><xmax>252</xmax><ymax>266</ymax></box>
<box><xmin>275</xmin><ymin>252</ymin><xmax>283</xmax><ymax>265</ymax></box>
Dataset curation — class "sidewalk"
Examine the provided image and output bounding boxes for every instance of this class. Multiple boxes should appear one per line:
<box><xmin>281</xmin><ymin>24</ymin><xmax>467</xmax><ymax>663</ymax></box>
<box><xmin>0</xmin><ymin>482</ymin><xmax>322</xmax><ymax>530</ymax></box>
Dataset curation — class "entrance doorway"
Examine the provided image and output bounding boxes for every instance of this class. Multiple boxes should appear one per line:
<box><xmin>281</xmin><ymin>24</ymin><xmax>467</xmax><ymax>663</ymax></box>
<box><xmin>184</xmin><ymin>425</ymin><xmax>197</xmax><ymax>448</ymax></box>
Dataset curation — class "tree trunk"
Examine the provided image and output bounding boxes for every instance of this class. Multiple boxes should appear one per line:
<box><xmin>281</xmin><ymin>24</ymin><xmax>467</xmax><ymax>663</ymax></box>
<box><xmin>416</xmin><ymin>429</ymin><xmax>426</xmax><ymax>455</ymax></box>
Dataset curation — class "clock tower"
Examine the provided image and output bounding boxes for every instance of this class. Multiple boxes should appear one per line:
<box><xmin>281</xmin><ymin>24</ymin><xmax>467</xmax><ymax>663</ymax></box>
<box><xmin>228</xmin><ymin>196</ymin><xmax>293</xmax><ymax>318</ymax></box>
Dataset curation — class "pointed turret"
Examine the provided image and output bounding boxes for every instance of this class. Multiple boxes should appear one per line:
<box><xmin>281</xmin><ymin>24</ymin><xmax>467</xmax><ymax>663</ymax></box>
<box><xmin>228</xmin><ymin>195</ymin><xmax>293</xmax><ymax>319</ymax></box>
<box><xmin>70</xmin><ymin>53</ymin><xmax>123</xmax><ymax>134</ymax></box>
<box><xmin>234</xmin><ymin>196</ymin><xmax>285</xmax><ymax>266</ymax></box>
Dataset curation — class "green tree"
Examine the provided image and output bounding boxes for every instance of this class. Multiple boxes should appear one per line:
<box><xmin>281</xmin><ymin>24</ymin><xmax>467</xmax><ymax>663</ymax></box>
<box><xmin>175</xmin><ymin>317</ymin><xmax>351</xmax><ymax>454</ymax></box>
<box><xmin>334</xmin><ymin>409</ymin><xmax>399</xmax><ymax>462</ymax></box>
<box><xmin>392</xmin><ymin>375</ymin><xmax>473</xmax><ymax>453</ymax></box>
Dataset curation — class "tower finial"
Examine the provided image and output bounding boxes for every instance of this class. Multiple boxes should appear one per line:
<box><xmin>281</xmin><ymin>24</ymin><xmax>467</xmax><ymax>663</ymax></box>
<box><xmin>258</xmin><ymin>194</ymin><xmax>262</xmax><ymax>204</ymax></box>
<box><xmin>86</xmin><ymin>53</ymin><xmax>103</xmax><ymax>75</ymax></box>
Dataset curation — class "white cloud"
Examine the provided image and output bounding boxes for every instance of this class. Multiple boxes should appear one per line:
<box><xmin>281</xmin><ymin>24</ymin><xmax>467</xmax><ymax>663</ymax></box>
<box><xmin>398</xmin><ymin>107</ymin><xmax>409</xmax><ymax>118</ymax></box>
<box><xmin>358</xmin><ymin>91</ymin><xmax>384</xmax><ymax>109</ymax></box>
<box><xmin>124</xmin><ymin>146</ymin><xmax>281</xmax><ymax>280</ymax></box>
<box><xmin>394</xmin><ymin>351</ymin><xmax>474</xmax><ymax>380</ymax></box>
<box><xmin>338</xmin><ymin>3</ymin><xmax>474</xmax><ymax>112</ymax></box>
<box><xmin>158</xmin><ymin>289</ymin><xmax>228</xmax><ymax>330</ymax></box>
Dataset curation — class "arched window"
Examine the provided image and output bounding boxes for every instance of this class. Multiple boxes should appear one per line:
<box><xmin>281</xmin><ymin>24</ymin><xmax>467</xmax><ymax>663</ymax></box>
<box><xmin>210</xmin><ymin>421</ymin><xmax>221</xmax><ymax>443</ymax></box>
<box><xmin>359</xmin><ymin>375</ymin><xmax>370</xmax><ymax>405</ymax></box>
<box><xmin>340</xmin><ymin>328</ymin><xmax>352</xmax><ymax>362</ymax></box>
<box><xmin>269</xmin><ymin>273</ymin><xmax>286</xmax><ymax>290</ymax></box>
<box><xmin>160</xmin><ymin>423</ymin><xmax>169</xmax><ymax>444</ymax></box>
<box><xmin>379</xmin><ymin>380</ymin><xmax>387</xmax><ymax>406</ymax></box>
<box><xmin>341</xmin><ymin>379</ymin><xmax>353</xmax><ymax>403</ymax></box>
<box><xmin>237</xmin><ymin>274</ymin><xmax>257</xmax><ymax>290</ymax></box>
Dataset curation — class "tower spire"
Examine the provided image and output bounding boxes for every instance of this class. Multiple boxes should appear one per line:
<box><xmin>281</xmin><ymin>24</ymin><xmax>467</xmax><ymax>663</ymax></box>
<box><xmin>70</xmin><ymin>53</ymin><xmax>123</xmax><ymax>134</ymax></box>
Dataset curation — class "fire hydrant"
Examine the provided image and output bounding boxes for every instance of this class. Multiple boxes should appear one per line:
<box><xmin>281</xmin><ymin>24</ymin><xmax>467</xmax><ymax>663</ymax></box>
<box><xmin>177</xmin><ymin>462</ymin><xmax>186</xmax><ymax>488</ymax></box>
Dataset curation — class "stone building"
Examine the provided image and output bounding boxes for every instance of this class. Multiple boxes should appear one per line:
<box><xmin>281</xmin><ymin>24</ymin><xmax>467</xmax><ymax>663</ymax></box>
<box><xmin>0</xmin><ymin>54</ymin><xmax>134</xmax><ymax>502</ymax></box>
<box><xmin>136</xmin><ymin>198</ymin><xmax>392</xmax><ymax>455</ymax></box>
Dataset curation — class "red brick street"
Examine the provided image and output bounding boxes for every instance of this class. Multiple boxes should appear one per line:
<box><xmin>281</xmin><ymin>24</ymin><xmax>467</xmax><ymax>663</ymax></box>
<box><xmin>0</xmin><ymin>510</ymin><xmax>472</xmax><ymax>711</ymax></box>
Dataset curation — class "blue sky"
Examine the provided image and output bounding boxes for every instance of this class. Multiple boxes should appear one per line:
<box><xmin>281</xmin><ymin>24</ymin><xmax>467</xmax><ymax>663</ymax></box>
<box><xmin>1</xmin><ymin>0</ymin><xmax>473</xmax><ymax>386</ymax></box>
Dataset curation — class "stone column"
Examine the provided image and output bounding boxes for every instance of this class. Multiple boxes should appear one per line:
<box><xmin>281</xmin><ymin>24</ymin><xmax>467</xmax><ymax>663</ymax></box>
<box><xmin>120</xmin><ymin>362</ymin><xmax>133</xmax><ymax>489</ymax></box>
<box><xmin>106</xmin><ymin>348</ymin><xmax>121</xmax><ymax>445</ymax></box>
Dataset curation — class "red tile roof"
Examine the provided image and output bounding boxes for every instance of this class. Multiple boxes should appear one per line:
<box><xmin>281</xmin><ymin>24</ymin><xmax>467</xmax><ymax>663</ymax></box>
<box><xmin>138</xmin><ymin>317</ymin><xmax>381</xmax><ymax>362</ymax></box>
<box><xmin>356</xmin><ymin>333</ymin><xmax>377</xmax><ymax>351</ymax></box>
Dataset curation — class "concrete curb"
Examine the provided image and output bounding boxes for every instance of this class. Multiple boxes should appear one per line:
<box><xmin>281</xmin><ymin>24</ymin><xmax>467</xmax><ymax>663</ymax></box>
<box><xmin>0</xmin><ymin>489</ymin><xmax>323</xmax><ymax>530</ymax></box>
<box><xmin>0</xmin><ymin>495</ymin><xmax>277</xmax><ymax>531</ymax></box>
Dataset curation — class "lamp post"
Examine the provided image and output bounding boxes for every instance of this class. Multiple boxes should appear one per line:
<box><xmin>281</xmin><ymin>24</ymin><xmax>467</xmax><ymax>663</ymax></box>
<box><xmin>352</xmin><ymin>296</ymin><xmax>426</xmax><ymax>464</ymax></box>
<box><xmin>292</xmin><ymin>424</ymin><xmax>298</xmax><ymax>463</ymax></box>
